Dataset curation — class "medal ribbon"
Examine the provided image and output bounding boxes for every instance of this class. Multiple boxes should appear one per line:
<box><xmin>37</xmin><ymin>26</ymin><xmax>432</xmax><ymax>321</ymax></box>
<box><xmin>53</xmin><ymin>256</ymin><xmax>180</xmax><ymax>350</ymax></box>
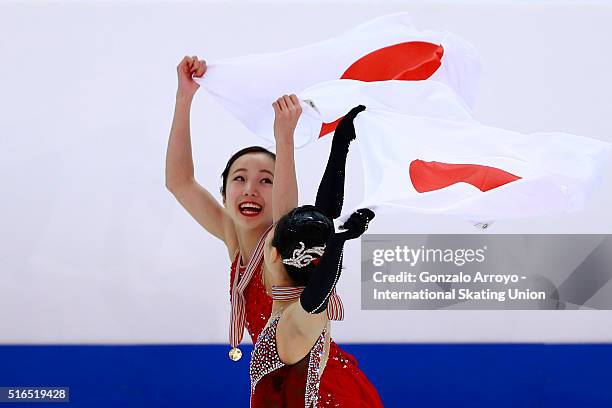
<box><xmin>229</xmin><ymin>225</ymin><xmax>273</xmax><ymax>351</ymax></box>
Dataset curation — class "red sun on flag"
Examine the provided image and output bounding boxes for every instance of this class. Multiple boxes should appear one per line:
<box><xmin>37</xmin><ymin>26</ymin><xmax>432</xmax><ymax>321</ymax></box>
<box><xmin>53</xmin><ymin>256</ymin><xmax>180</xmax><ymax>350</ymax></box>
<box><xmin>320</xmin><ymin>42</ymin><xmax>523</xmax><ymax>194</ymax></box>
<box><xmin>409</xmin><ymin>160</ymin><xmax>522</xmax><ymax>193</ymax></box>
<box><xmin>319</xmin><ymin>41</ymin><xmax>444</xmax><ymax>137</ymax></box>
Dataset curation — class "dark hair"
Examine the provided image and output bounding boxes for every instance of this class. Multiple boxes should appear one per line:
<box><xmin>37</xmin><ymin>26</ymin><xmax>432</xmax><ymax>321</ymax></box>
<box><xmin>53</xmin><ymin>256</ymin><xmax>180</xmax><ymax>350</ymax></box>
<box><xmin>220</xmin><ymin>146</ymin><xmax>276</xmax><ymax>199</ymax></box>
<box><xmin>272</xmin><ymin>205</ymin><xmax>334</xmax><ymax>286</ymax></box>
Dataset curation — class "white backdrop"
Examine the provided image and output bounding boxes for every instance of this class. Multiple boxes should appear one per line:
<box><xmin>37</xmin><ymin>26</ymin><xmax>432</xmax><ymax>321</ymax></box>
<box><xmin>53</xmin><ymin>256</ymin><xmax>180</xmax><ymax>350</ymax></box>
<box><xmin>1</xmin><ymin>1</ymin><xmax>612</xmax><ymax>344</ymax></box>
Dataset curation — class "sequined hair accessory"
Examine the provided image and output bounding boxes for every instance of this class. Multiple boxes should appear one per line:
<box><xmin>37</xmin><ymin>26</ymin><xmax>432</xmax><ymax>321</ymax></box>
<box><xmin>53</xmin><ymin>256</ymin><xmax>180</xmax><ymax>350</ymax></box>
<box><xmin>281</xmin><ymin>241</ymin><xmax>326</xmax><ymax>268</ymax></box>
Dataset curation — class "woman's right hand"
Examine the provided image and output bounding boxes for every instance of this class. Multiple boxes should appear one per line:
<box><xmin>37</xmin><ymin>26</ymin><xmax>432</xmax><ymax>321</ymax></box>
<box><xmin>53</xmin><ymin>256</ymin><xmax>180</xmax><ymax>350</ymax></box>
<box><xmin>176</xmin><ymin>55</ymin><xmax>207</xmax><ymax>98</ymax></box>
<box><xmin>334</xmin><ymin>105</ymin><xmax>366</xmax><ymax>144</ymax></box>
<box><xmin>272</xmin><ymin>94</ymin><xmax>302</xmax><ymax>144</ymax></box>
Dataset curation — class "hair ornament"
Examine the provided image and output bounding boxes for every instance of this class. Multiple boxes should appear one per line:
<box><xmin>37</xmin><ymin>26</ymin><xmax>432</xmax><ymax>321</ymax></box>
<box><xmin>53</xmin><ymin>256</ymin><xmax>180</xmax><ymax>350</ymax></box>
<box><xmin>282</xmin><ymin>241</ymin><xmax>326</xmax><ymax>269</ymax></box>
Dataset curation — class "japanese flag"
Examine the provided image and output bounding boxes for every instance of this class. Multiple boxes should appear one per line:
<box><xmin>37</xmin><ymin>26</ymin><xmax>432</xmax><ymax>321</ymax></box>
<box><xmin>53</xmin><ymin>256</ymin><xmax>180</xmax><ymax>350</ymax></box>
<box><xmin>196</xmin><ymin>13</ymin><xmax>481</xmax><ymax>147</ymax></box>
<box><xmin>298</xmin><ymin>79</ymin><xmax>612</xmax><ymax>223</ymax></box>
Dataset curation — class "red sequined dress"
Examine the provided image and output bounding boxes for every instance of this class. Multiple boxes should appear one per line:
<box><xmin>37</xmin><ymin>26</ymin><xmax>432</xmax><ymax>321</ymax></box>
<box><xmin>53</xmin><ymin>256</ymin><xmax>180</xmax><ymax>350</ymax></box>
<box><xmin>230</xmin><ymin>253</ymin><xmax>384</xmax><ymax>407</ymax></box>
<box><xmin>250</xmin><ymin>313</ymin><xmax>326</xmax><ymax>408</ymax></box>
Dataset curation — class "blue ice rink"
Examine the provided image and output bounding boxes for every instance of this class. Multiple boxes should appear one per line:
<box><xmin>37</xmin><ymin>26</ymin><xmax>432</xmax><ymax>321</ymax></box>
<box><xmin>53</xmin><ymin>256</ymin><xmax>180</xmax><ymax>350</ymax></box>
<box><xmin>2</xmin><ymin>343</ymin><xmax>611</xmax><ymax>407</ymax></box>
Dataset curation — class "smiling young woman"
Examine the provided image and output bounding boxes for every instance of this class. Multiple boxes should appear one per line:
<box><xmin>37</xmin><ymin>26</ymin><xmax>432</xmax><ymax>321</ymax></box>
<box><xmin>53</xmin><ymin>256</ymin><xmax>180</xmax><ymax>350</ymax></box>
<box><xmin>166</xmin><ymin>55</ymin><xmax>382</xmax><ymax>406</ymax></box>
<box><xmin>165</xmin><ymin>55</ymin><xmax>300</xmax><ymax>356</ymax></box>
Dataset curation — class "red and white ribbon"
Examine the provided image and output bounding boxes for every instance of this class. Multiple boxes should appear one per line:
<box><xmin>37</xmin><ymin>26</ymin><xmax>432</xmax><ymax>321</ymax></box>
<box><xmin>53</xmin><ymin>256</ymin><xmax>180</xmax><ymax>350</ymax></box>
<box><xmin>271</xmin><ymin>286</ymin><xmax>344</xmax><ymax>321</ymax></box>
<box><xmin>229</xmin><ymin>225</ymin><xmax>273</xmax><ymax>349</ymax></box>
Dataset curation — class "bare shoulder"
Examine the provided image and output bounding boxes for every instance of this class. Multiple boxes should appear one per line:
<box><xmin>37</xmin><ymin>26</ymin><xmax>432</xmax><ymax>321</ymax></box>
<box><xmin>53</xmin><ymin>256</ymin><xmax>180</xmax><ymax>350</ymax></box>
<box><xmin>276</xmin><ymin>302</ymin><xmax>327</xmax><ymax>365</ymax></box>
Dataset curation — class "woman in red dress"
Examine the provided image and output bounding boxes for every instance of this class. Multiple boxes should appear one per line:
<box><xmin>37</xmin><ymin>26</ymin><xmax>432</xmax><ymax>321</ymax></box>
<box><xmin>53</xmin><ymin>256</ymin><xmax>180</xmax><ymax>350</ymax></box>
<box><xmin>166</xmin><ymin>55</ymin><xmax>383</xmax><ymax>406</ymax></box>
<box><xmin>166</xmin><ymin>55</ymin><xmax>282</xmax><ymax>354</ymax></box>
<box><xmin>252</xmin><ymin>205</ymin><xmax>376</xmax><ymax>408</ymax></box>
<box><xmin>250</xmin><ymin>104</ymin><xmax>382</xmax><ymax>407</ymax></box>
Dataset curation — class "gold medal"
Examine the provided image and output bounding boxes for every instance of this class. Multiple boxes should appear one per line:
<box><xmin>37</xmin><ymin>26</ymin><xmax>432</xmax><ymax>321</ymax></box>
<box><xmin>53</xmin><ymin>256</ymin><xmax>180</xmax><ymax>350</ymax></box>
<box><xmin>229</xmin><ymin>347</ymin><xmax>242</xmax><ymax>361</ymax></box>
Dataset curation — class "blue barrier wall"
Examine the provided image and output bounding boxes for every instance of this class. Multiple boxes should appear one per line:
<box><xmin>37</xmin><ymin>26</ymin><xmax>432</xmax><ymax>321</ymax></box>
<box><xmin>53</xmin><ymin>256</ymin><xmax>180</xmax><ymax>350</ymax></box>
<box><xmin>1</xmin><ymin>344</ymin><xmax>611</xmax><ymax>407</ymax></box>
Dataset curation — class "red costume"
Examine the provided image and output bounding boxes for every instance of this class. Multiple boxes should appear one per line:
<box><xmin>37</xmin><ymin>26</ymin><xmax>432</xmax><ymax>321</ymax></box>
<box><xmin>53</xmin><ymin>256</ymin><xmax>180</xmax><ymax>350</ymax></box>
<box><xmin>231</xmin><ymin>253</ymin><xmax>384</xmax><ymax>407</ymax></box>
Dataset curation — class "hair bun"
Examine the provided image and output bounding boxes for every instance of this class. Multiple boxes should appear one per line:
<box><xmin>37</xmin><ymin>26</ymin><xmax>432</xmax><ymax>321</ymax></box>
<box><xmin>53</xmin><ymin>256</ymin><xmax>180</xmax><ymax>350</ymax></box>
<box><xmin>272</xmin><ymin>205</ymin><xmax>334</xmax><ymax>285</ymax></box>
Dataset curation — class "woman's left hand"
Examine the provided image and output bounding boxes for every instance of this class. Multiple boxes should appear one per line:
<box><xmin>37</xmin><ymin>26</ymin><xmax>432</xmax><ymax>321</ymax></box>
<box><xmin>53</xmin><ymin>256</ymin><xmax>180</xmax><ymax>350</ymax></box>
<box><xmin>338</xmin><ymin>208</ymin><xmax>375</xmax><ymax>240</ymax></box>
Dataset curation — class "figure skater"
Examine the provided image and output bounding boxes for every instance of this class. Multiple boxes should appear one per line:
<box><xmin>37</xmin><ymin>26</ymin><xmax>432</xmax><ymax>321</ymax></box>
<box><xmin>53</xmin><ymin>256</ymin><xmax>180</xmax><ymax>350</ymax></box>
<box><xmin>251</xmin><ymin>106</ymin><xmax>384</xmax><ymax>406</ymax></box>
<box><xmin>166</xmin><ymin>56</ymin><xmax>382</xmax><ymax>406</ymax></box>
<box><xmin>166</xmin><ymin>56</ymin><xmax>300</xmax><ymax>359</ymax></box>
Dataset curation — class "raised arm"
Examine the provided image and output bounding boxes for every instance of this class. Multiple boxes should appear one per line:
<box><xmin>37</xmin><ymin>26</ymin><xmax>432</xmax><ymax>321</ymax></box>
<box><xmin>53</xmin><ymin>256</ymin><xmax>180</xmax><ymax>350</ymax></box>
<box><xmin>271</xmin><ymin>95</ymin><xmax>301</xmax><ymax>223</ymax></box>
<box><xmin>299</xmin><ymin>208</ymin><xmax>375</xmax><ymax>316</ymax></box>
<box><xmin>277</xmin><ymin>209</ymin><xmax>375</xmax><ymax>364</ymax></box>
<box><xmin>315</xmin><ymin>105</ymin><xmax>365</xmax><ymax>219</ymax></box>
<box><xmin>165</xmin><ymin>56</ymin><xmax>237</xmax><ymax>253</ymax></box>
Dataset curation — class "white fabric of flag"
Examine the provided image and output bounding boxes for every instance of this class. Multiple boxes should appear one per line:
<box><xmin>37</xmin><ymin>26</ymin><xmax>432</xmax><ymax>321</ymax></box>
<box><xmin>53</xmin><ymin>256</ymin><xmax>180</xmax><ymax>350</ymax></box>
<box><xmin>196</xmin><ymin>13</ymin><xmax>481</xmax><ymax>147</ymax></box>
<box><xmin>195</xmin><ymin>13</ymin><xmax>610</xmax><ymax>223</ymax></box>
<box><xmin>298</xmin><ymin>79</ymin><xmax>611</xmax><ymax>223</ymax></box>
